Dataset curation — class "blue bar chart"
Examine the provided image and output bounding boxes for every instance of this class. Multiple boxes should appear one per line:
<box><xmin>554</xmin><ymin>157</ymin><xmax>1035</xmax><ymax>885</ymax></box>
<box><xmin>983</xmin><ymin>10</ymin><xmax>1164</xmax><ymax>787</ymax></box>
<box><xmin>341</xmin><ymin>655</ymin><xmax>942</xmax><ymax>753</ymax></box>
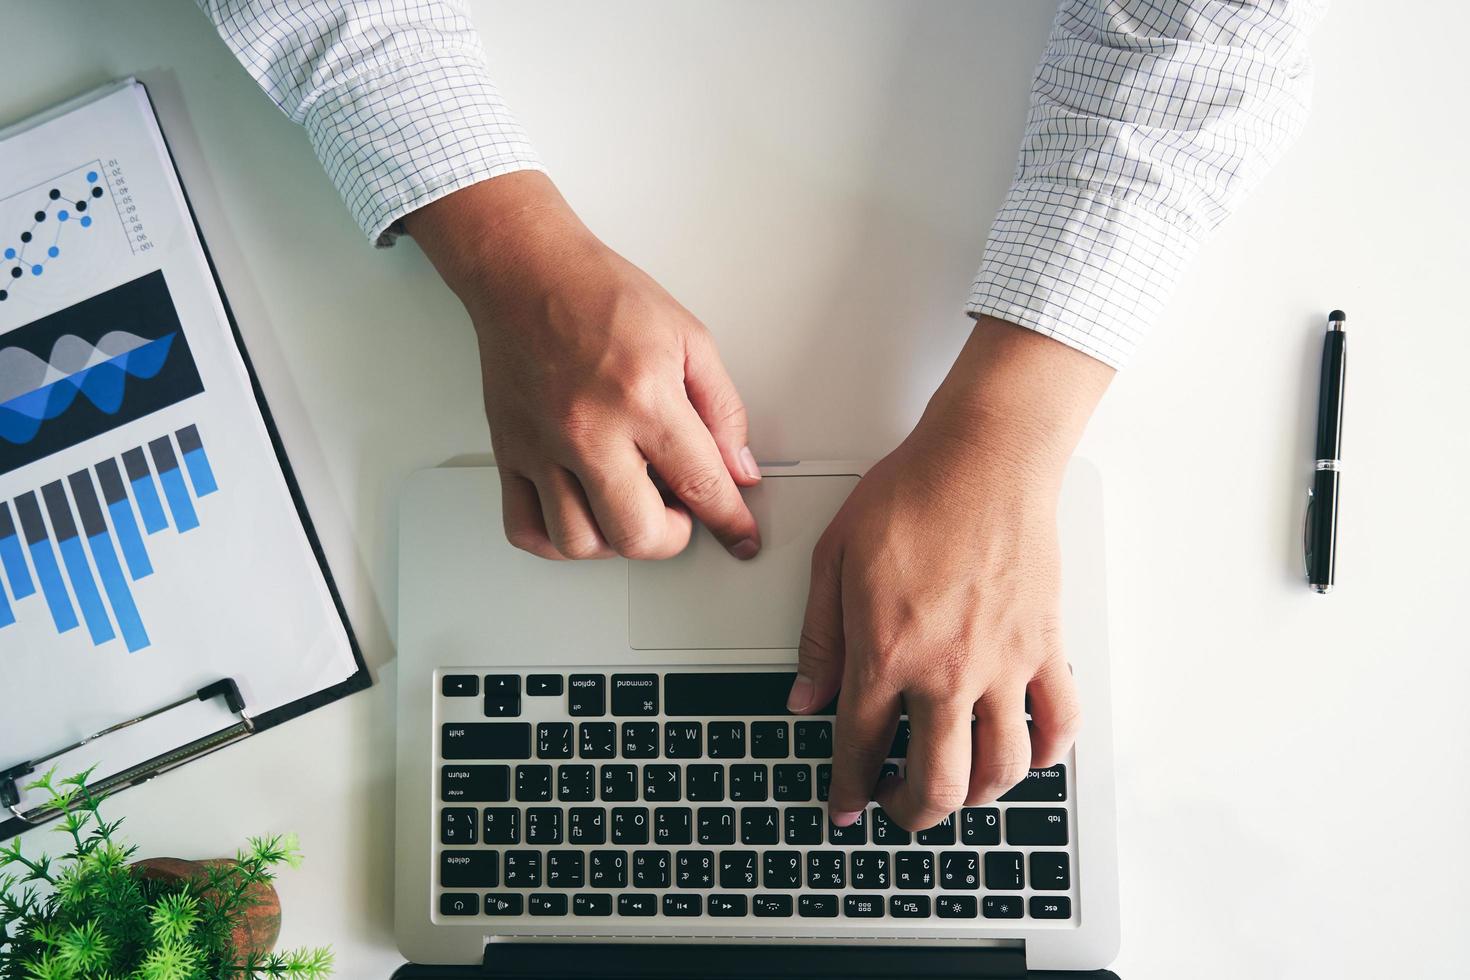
<box><xmin>0</xmin><ymin>424</ymin><xmax>220</xmax><ymax>652</ymax></box>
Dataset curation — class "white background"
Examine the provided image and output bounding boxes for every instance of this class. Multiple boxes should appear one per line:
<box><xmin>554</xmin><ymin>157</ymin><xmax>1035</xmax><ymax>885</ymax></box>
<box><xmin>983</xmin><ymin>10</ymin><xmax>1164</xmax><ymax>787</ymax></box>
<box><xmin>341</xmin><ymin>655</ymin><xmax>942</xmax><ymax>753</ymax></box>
<box><xmin>3</xmin><ymin>2</ymin><xmax>1467</xmax><ymax>978</ymax></box>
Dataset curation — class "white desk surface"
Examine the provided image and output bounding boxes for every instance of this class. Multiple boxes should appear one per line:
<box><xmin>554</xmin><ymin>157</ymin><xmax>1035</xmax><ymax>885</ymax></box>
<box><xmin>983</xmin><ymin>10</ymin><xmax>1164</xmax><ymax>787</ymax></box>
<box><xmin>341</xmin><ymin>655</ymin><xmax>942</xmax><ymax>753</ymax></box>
<box><xmin>5</xmin><ymin>2</ymin><xmax>1467</xmax><ymax>977</ymax></box>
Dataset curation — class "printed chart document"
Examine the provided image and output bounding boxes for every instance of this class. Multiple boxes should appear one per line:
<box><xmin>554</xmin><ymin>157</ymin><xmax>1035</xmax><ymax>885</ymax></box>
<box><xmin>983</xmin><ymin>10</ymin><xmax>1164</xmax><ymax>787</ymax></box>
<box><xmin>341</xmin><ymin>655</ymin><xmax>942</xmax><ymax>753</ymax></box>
<box><xmin>0</xmin><ymin>81</ymin><xmax>362</xmax><ymax>821</ymax></box>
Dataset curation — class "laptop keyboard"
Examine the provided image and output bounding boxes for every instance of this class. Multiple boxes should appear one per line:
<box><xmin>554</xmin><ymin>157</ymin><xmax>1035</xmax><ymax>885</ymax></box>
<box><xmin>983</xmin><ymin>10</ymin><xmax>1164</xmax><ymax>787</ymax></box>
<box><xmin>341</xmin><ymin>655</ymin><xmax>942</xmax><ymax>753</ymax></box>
<box><xmin>434</xmin><ymin>667</ymin><xmax>1077</xmax><ymax>926</ymax></box>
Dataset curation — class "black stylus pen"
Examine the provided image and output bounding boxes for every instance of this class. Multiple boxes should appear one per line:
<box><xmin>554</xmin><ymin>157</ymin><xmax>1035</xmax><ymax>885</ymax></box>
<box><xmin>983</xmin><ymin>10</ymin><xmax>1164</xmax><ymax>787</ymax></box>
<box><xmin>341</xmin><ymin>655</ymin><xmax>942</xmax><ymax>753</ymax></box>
<box><xmin>1305</xmin><ymin>310</ymin><xmax>1347</xmax><ymax>593</ymax></box>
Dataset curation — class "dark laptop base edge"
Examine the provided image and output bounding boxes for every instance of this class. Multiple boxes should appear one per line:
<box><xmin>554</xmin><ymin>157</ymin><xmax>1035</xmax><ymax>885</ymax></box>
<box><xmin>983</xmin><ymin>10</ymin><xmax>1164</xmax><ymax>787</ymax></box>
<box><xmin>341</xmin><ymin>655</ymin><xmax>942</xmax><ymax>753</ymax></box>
<box><xmin>390</xmin><ymin>943</ymin><xmax>1120</xmax><ymax>979</ymax></box>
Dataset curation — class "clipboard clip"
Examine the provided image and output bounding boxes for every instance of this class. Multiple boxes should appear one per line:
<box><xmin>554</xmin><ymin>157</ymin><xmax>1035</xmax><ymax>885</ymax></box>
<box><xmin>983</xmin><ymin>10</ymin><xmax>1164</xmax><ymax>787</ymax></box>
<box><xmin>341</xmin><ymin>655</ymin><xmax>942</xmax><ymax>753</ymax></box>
<box><xmin>1</xmin><ymin>678</ymin><xmax>253</xmax><ymax>825</ymax></box>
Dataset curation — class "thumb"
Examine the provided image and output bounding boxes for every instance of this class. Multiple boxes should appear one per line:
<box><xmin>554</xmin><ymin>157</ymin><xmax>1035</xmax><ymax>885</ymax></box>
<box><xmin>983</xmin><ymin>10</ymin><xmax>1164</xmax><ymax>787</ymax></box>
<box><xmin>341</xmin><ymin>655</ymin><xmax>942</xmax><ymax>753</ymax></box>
<box><xmin>684</xmin><ymin>327</ymin><xmax>762</xmax><ymax>487</ymax></box>
<box><xmin>789</xmin><ymin>543</ymin><xmax>845</xmax><ymax>713</ymax></box>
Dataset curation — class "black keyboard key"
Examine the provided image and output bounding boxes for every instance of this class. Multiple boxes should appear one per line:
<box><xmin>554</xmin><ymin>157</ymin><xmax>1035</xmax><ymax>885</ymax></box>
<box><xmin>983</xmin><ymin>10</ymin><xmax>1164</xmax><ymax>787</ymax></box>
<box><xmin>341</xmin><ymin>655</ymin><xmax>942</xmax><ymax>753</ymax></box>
<box><xmin>600</xmin><ymin>765</ymin><xmax>638</xmax><ymax>801</ymax></box>
<box><xmin>664</xmin><ymin>894</ymin><xmax>701</xmax><ymax>916</ymax></box>
<box><xmin>686</xmin><ymin>764</ymin><xmax>725</xmax><ymax>802</ymax></box>
<box><xmin>611</xmin><ymin>674</ymin><xmax>660</xmax><ymax>716</ymax></box>
<box><xmin>665</xmin><ymin>671</ymin><xmax>835</xmax><ymax>716</ymax></box>
<box><xmin>895</xmin><ymin>850</ymin><xmax>935</xmax><ymax>889</ymax></box>
<box><xmin>889</xmin><ymin>719</ymin><xmax>911</xmax><ymax>759</ymax></box>
<box><xmin>1030</xmin><ymin>852</ymin><xmax>1071</xmax><ymax>890</ymax></box>
<box><xmin>574</xmin><ymin>893</ymin><xmax>612</xmax><ymax>916</ymax></box>
<box><xmin>1006</xmin><ymin>807</ymin><xmax>1069</xmax><ymax>846</ymax></box>
<box><xmin>654</xmin><ymin>806</ymin><xmax>693</xmax><ymax>845</ymax></box>
<box><xmin>940</xmin><ymin>851</ymin><xmax>979</xmax><ymax>890</ymax></box>
<box><xmin>558</xmin><ymin>765</ymin><xmax>595</xmax><ymax>802</ymax></box>
<box><xmin>871</xmin><ymin>807</ymin><xmax>910</xmax><ymax>845</ymax></box>
<box><xmin>568</xmin><ymin>807</ymin><xmax>606</xmax><ymax>845</ymax></box>
<box><xmin>569</xmin><ymin>674</ymin><xmax>606</xmax><ymax>717</ymax></box>
<box><xmin>916</xmin><ymin>813</ymin><xmax>956</xmax><ymax>846</ymax></box>
<box><xmin>729</xmin><ymin>764</ymin><xmax>768</xmax><ymax>801</ymax></box>
<box><xmin>890</xmin><ymin>895</ymin><xmax>931</xmax><ymax>918</ymax></box>
<box><xmin>707</xmin><ymin>721</ymin><xmax>746</xmax><ymax>758</ymax></box>
<box><xmin>676</xmin><ymin>850</ymin><xmax>715</xmax><ymax>888</ymax></box>
<box><xmin>794</xmin><ymin>720</ymin><xmax>832</xmax><ymax>759</ymax></box>
<box><xmin>537</xmin><ymin>723</ymin><xmax>573</xmax><ymax>759</ymax></box>
<box><xmin>937</xmin><ymin>895</ymin><xmax>977</xmax><ymax>919</ymax></box>
<box><xmin>816</xmin><ymin>764</ymin><xmax>831</xmax><ymax>801</ymax></box>
<box><xmin>440</xmin><ymin>851</ymin><xmax>498</xmax><ymax>888</ymax></box>
<box><xmin>773</xmin><ymin>764</ymin><xmax>812</xmax><ymax>801</ymax></box>
<box><xmin>983</xmin><ymin>895</ymin><xmax>1024</xmax><ymax>919</ymax></box>
<box><xmin>740</xmin><ymin>807</ymin><xmax>780</xmax><ymax>845</ymax></box>
<box><xmin>482</xmin><ymin>807</ymin><xmax>520</xmax><ymax>845</ymax></box>
<box><xmin>643</xmin><ymin>764</ymin><xmax>681</xmax><ymax>801</ymax></box>
<box><xmin>529</xmin><ymin>893</ymin><xmax>567</xmax><ymax>916</ymax></box>
<box><xmin>762</xmin><ymin>850</ymin><xmax>801</xmax><ymax>889</ymax></box>
<box><xmin>547</xmin><ymin>851</ymin><xmax>584</xmax><ymax>888</ymax></box>
<box><xmin>589</xmin><ymin>850</ymin><xmax>627</xmax><ymax>888</ymax></box>
<box><xmin>880</xmin><ymin>762</ymin><xmax>900</xmax><ymax>783</ymax></box>
<box><xmin>985</xmin><ymin>851</ymin><xmax>1025</xmax><ymax>890</ymax></box>
<box><xmin>698</xmin><ymin>807</ymin><xmax>736</xmax><ymax>845</ymax></box>
<box><xmin>503</xmin><ymin>850</ymin><xmax>541</xmax><ymax>888</ymax></box>
<box><xmin>441</xmin><ymin>674</ymin><xmax>477</xmax><ymax>697</ymax></box>
<box><xmin>621</xmin><ymin>722</ymin><xmax>659</xmax><ymax>759</ymax></box>
<box><xmin>483</xmin><ymin>674</ymin><xmax>520</xmax><ymax>717</ymax></box>
<box><xmin>806</xmin><ymin>850</ymin><xmax>845</xmax><ymax>889</ymax></box>
<box><xmin>754</xmin><ymin>894</ymin><xmax>793</xmax><ymax>917</ymax></box>
<box><xmin>618</xmin><ymin>893</ymin><xmax>657</xmax><ymax>916</ymax></box>
<box><xmin>719</xmin><ymin>850</ymin><xmax>759</xmax><ymax>889</ymax></box>
<box><xmin>751</xmin><ymin>721</ymin><xmax>789</xmax><ymax>759</ymax></box>
<box><xmin>851</xmin><ymin>851</ymin><xmax>889</xmax><ymax>889</ymax></box>
<box><xmin>442</xmin><ymin>724</ymin><xmax>531</xmax><ymax>760</ymax></box>
<box><xmin>799</xmin><ymin>894</ymin><xmax>839</xmax><ymax>918</ymax></box>
<box><xmin>828</xmin><ymin>812</ymin><xmax>867</xmax><ymax>845</ymax></box>
<box><xmin>440</xmin><ymin>893</ymin><xmax>477</xmax><ymax>916</ymax></box>
<box><xmin>708</xmin><ymin>894</ymin><xmax>747</xmax><ymax>917</ymax></box>
<box><xmin>999</xmin><ymin>765</ymin><xmax>1067</xmax><ymax>803</ymax></box>
<box><xmin>1030</xmin><ymin>896</ymin><xmax>1072</xmax><ymax>920</ymax></box>
<box><xmin>784</xmin><ymin>807</ymin><xmax>824</xmax><ymax>845</ymax></box>
<box><xmin>526</xmin><ymin>674</ymin><xmax>563</xmax><ymax>696</ymax></box>
<box><xmin>579</xmin><ymin>723</ymin><xmax>617</xmax><ymax>759</ymax></box>
<box><xmin>441</xmin><ymin>764</ymin><xmax>510</xmax><ymax>803</ymax></box>
<box><xmin>633</xmin><ymin>850</ymin><xmax>671</xmax><ymax>888</ymax></box>
<box><xmin>665</xmin><ymin>721</ymin><xmax>702</xmax><ymax>759</ymax></box>
<box><xmin>961</xmin><ymin>807</ymin><xmax>1001</xmax><ymax>846</ymax></box>
<box><xmin>439</xmin><ymin>806</ymin><xmax>478</xmax><ymax>844</ymax></box>
<box><xmin>526</xmin><ymin>807</ymin><xmax>562</xmax><ymax>844</ymax></box>
<box><xmin>484</xmin><ymin>893</ymin><xmax>523</xmax><ymax>916</ymax></box>
<box><xmin>612</xmin><ymin>807</ymin><xmax>649</xmax><ymax>845</ymax></box>
<box><xmin>516</xmin><ymin>765</ymin><xmax>553</xmax><ymax>802</ymax></box>
<box><xmin>844</xmin><ymin>896</ymin><xmax>883</xmax><ymax>918</ymax></box>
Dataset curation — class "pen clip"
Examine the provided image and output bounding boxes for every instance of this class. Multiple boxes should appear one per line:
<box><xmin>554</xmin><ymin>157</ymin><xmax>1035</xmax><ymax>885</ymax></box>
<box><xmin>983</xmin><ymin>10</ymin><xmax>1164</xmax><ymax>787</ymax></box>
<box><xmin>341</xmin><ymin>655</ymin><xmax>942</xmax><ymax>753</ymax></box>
<box><xmin>1302</xmin><ymin>487</ymin><xmax>1315</xmax><ymax>580</ymax></box>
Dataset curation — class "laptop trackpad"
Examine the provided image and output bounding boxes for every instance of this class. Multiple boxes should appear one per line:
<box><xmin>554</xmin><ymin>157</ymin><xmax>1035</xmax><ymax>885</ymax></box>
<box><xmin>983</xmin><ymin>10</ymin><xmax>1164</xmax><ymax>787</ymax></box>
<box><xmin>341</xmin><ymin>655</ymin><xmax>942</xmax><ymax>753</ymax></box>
<box><xmin>629</xmin><ymin>473</ymin><xmax>859</xmax><ymax>650</ymax></box>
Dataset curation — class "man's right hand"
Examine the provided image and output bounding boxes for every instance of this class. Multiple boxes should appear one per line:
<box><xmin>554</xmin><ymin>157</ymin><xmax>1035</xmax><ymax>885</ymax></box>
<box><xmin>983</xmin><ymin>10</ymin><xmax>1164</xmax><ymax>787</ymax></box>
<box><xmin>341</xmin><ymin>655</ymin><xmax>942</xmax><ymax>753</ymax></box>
<box><xmin>405</xmin><ymin>172</ymin><xmax>762</xmax><ymax>561</ymax></box>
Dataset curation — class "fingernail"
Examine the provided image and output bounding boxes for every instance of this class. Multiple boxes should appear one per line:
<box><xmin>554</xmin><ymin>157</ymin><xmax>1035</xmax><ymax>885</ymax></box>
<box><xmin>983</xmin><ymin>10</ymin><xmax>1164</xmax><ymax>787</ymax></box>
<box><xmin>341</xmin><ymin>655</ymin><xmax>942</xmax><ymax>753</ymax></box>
<box><xmin>786</xmin><ymin>674</ymin><xmax>815</xmax><ymax>712</ymax></box>
<box><xmin>731</xmin><ymin>537</ymin><xmax>760</xmax><ymax>560</ymax></box>
<box><xmin>830</xmin><ymin>809</ymin><xmax>863</xmax><ymax>827</ymax></box>
<box><xmin>738</xmin><ymin>446</ymin><xmax>761</xmax><ymax>481</ymax></box>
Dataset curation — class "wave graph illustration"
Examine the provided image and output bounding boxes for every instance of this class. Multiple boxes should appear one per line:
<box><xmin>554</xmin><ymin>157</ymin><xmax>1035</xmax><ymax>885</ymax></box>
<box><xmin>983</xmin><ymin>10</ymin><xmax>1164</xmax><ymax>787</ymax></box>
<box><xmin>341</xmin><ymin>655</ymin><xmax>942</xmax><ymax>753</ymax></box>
<box><xmin>0</xmin><ymin>332</ymin><xmax>178</xmax><ymax>445</ymax></box>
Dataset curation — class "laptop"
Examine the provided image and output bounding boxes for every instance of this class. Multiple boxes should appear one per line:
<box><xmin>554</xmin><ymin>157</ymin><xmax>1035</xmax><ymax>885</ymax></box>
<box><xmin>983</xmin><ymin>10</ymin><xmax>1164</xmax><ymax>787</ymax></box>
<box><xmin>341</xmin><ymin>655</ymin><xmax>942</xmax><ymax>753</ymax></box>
<box><xmin>392</xmin><ymin>461</ymin><xmax>1120</xmax><ymax>979</ymax></box>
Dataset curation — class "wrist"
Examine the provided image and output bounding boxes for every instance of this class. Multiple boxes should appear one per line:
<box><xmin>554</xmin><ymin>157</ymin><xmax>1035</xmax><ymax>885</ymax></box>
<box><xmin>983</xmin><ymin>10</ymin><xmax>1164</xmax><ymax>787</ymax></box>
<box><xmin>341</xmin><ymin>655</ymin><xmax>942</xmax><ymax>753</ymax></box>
<box><xmin>913</xmin><ymin>316</ymin><xmax>1114</xmax><ymax>490</ymax></box>
<box><xmin>403</xmin><ymin>171</ymin><xmax>604</xmax><ymax>327</ymax></box>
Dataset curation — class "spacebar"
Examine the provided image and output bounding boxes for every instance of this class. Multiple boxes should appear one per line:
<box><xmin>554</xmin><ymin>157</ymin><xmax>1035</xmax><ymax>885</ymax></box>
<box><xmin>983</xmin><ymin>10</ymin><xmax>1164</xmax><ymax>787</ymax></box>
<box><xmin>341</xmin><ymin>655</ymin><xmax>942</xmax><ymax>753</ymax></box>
<box><xmin>664</xmin><ymin>672</ymin><xmax>835</xmax><ymax>716</ymax></box>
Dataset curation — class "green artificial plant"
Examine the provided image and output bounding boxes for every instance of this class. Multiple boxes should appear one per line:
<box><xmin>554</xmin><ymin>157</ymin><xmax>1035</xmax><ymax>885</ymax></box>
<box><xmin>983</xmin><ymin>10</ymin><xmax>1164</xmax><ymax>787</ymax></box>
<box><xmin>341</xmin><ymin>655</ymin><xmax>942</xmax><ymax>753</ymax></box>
<box><xmin>0</xmin><ymin>768</ymin><xmax>332</xmax><ymax>980</ymax></box>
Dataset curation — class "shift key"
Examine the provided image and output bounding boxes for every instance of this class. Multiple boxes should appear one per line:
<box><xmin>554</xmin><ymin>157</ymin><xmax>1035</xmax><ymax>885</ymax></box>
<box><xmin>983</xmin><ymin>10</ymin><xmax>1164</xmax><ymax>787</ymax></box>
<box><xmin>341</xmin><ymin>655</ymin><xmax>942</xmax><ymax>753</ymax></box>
<box><xmin>442</xmin><ymin>723</ymin><xmax>532</xmax><ymax>760</ymax></box>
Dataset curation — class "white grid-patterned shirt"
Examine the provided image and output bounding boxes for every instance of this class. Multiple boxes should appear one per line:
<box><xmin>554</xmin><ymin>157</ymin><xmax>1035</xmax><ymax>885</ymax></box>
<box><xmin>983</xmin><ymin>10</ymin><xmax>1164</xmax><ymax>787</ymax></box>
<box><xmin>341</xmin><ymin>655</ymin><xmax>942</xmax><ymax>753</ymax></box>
<box><xmin>199</xmin><ymin>0</ymin><xmax>1326</xmax><ymax>368</ymax></box>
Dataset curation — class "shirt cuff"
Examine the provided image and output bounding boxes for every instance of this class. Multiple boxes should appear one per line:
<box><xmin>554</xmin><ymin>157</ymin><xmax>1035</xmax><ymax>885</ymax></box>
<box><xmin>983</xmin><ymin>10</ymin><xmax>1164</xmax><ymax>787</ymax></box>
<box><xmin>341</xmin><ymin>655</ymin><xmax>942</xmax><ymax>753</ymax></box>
<box><xmin>300</xmin><ymin>51</ymin><xmax>545</xmax><ymax>246</ymax></box>
<box><xmin>966</xmin><ymin>181</ymin><xmax>1201</xmax><ymax>369</ymax></box>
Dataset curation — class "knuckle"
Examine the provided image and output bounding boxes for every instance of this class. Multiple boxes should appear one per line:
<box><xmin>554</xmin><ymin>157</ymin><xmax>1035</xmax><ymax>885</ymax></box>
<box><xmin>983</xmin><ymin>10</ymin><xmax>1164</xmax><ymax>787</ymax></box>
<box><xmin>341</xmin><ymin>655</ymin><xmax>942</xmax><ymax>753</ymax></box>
<box><xmin>607</xmin><ymin>520</ymin><xmax>669</xmax><ymax>560</ymax></box>
<box><xmin>971</xmin><ymin>760</ymin><xmax>1030</xmax><ymax>801</ymax></box>
<box><xmin>505</xmin><ymin>528</ymin><xmax>550</xmax><ymax>556</ymax></box>
<box><xmin>797</xmin><ymin>628</ymin><xmax>841</xmax><ymax>667</ymax></box>
<box><xmin>552</xmin><ymin>531</ymin><xmax>606</xmax><ymax>560</ymax></box>
<box><xmin>667</xmin><ymin>466</ymin><xmax>728</xmax><ymax>507</ymax></box>
<box><xmin>918</xmin><ymin>780</ymin><xmax>968</xmax><ymax>816</ymax></box>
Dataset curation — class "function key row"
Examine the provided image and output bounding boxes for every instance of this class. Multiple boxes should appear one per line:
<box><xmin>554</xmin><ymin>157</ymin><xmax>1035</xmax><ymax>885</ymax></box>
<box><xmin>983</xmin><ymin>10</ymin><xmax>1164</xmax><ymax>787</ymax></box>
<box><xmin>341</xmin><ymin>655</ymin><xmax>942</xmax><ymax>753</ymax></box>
<box><xmin>441</xmin><ymin>890</ymin><xmax>1070</xmax><ymax>921</ymax></box>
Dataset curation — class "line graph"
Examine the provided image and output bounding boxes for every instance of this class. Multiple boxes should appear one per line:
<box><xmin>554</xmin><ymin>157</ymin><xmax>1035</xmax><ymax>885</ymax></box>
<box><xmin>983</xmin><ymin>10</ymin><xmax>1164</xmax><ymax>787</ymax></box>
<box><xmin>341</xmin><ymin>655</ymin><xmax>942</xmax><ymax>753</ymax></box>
<box><xmin>0</xmin><ymin>163</ymin><xmax>107</xmax><ymax>303</ymax></box>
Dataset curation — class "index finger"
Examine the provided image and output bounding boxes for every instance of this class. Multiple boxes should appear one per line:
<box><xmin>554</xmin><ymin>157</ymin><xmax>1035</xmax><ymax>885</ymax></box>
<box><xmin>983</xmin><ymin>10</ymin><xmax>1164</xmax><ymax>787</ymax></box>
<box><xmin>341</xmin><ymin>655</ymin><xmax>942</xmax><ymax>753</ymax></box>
<box><xmin>875</xmin><ymin>696</ymin><xmax>972</xmax><ymax>832</ymax></box>
<box><xmin>827</xmin><ymin>662</ymin><xmax>900</xmax><ymax>826</ymax></box>
<box><xmin>640</xmin><ymin>403</ymin><xmax>761</xmax><ymax>559</ymax></box>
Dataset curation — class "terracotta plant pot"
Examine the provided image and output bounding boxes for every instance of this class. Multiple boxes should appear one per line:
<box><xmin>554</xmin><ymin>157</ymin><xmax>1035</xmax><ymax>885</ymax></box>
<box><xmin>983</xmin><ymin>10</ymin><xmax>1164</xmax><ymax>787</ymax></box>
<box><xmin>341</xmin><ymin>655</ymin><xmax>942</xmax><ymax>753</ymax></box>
<box><xmin>131</xmin><ymin>857</ymin><xmax>282</xmax><ymax>959</ymax></box>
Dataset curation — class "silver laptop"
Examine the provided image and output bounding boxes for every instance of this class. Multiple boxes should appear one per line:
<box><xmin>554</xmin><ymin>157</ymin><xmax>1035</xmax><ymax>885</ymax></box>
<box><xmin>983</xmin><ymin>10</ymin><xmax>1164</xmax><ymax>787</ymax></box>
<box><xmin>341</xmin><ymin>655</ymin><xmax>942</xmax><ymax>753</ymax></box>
<box><xmin>393</xmin><ymin>461</ymin><xmax>1119</xmax><ymax>978</ymax></box>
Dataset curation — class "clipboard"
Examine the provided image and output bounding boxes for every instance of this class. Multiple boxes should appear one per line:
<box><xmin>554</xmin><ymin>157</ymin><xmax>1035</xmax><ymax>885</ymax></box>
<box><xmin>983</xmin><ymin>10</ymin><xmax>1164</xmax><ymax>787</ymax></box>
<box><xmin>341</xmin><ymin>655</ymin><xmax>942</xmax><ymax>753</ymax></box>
<box><xmin>0</xmin><ymin>80</ymin><xmax>370</xmax><ymax>841</ymax></box>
